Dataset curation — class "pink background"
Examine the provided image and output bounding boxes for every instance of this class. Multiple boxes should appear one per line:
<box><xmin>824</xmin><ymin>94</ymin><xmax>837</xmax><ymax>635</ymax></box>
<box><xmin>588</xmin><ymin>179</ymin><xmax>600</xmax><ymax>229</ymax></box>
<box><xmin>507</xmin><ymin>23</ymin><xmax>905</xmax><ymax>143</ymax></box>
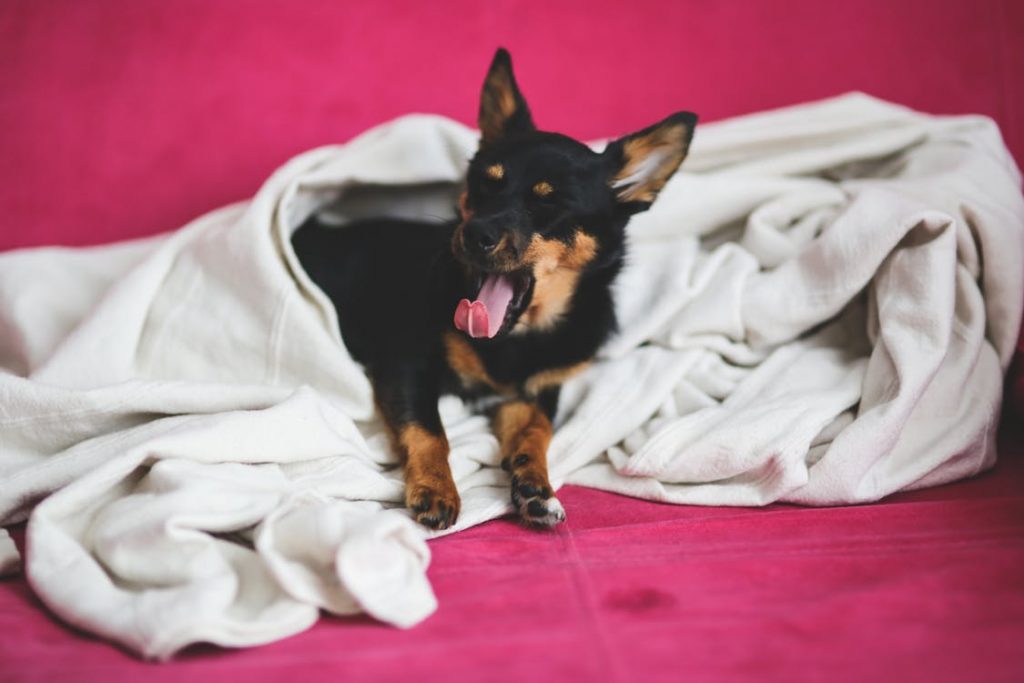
<box><xmin>2</xmin><ymin>1</ymin><xmax>1023</xmax><ymax>681</ymax></box>
<box><xmin>2</xmin><ymin>0</ymin><xmax>1023</xmax><ymax>252</ymax></box>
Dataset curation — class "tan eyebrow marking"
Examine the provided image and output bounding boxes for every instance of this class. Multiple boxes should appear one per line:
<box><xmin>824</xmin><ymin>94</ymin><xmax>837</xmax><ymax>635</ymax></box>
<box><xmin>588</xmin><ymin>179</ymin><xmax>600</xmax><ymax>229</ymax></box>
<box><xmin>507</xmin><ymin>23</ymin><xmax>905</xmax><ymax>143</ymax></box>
<box><xmin>486</xmin><ymin>164</ymin><xmax>505</xmax><ymax>180</ymax></box>
<box><xmin>533</xmin><ymin>181</ymin><xmax>553</xmax><ymax>196</ymax></box>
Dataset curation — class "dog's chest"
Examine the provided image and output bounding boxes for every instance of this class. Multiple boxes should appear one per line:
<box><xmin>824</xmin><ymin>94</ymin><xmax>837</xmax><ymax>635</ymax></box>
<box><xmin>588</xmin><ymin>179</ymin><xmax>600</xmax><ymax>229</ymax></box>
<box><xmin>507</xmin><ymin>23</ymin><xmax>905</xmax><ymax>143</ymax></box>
<box><xmin>442</xmin><ymin>331</ymin><xmax>589</xmax><ymax>401</ymax></box>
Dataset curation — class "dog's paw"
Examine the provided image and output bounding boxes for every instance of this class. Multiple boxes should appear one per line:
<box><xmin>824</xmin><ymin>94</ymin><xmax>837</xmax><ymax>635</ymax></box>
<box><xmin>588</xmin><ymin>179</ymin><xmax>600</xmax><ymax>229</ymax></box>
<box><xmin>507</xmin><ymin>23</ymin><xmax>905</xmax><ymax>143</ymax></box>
<box><xmin>406</xmin><ymin>481</ymin><xmax>461</xmax><ymax>530</ymax></box>
<box><xmin>510</xmin><ymin>472</ymin><xmax>566</xmax><ymax>528</ymax></box>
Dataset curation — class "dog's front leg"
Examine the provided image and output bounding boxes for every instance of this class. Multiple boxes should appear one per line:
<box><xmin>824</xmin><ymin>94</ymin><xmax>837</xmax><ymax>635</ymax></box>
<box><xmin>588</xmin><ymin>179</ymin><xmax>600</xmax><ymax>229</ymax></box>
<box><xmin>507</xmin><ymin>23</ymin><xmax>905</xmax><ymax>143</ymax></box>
<box><xmin>494</xmin><ymin>392</ymin><xmax>566</xmax><ymax>527</ymax></box>
<box><xmin>374</xmin><ymin>366</ymin><xmax>460</xmax><ymax>530</ymax></box>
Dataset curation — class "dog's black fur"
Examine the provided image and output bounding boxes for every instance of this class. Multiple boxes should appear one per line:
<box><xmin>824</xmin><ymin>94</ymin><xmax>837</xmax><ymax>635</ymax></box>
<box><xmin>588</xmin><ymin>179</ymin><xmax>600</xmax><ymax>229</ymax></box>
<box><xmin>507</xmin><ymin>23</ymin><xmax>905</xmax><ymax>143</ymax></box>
<box><xmin>293</xmin><ymin>49</ymin><xmax>696</xmax><ymax>529</ymax></box>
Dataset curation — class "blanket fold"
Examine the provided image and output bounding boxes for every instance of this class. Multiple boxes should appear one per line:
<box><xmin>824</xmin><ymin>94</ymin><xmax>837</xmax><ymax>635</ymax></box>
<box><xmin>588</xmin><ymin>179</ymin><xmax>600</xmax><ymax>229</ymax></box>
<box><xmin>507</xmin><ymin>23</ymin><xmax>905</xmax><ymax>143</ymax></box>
<box><xmin>1</xmin><ymin>93</ymin><xmax>1021</xmax><ymax>658</ymax></box>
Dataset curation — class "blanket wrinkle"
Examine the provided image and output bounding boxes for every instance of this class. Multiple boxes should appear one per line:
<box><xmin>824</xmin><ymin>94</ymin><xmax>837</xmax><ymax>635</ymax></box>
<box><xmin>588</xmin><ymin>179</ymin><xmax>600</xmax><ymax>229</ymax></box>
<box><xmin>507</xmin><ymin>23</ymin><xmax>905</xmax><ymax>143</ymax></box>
<box><xmin>0</xmin><ymin>93</ymin><xmax>1022</xmax><ymax>658</ymax></box>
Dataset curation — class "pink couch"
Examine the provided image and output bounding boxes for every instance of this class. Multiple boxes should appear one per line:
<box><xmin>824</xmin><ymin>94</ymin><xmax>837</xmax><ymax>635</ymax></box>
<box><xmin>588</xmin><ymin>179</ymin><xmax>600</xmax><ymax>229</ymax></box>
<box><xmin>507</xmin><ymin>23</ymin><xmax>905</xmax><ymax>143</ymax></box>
<box><xmin>2</xmin><ymin>1</ymin><xmax>1022</xmax><ymax>680</ymax></box>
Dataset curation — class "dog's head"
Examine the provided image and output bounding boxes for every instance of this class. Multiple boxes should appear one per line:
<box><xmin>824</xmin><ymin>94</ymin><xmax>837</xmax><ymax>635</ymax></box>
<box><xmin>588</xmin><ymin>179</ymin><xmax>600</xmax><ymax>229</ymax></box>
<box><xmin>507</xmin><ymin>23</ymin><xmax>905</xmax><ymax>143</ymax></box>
<box><xmin>452</xmin><ymin>48</ymin><xmax>697</xmax><ymax>339</ymax></box>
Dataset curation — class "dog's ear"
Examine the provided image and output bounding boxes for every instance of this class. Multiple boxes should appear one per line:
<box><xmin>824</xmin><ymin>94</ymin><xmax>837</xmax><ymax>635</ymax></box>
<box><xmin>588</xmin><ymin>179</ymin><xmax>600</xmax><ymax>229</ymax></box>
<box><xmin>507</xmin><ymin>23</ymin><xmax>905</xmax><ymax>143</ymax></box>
<box><xmin>604</xmin><ymin>112</ymin><xmax>697</xmax><ymax>205</ymax></box>
<box><xmin>478</xmin><ymin>48</ymin><xmax>535</xmax><ymax>146</ymax></box>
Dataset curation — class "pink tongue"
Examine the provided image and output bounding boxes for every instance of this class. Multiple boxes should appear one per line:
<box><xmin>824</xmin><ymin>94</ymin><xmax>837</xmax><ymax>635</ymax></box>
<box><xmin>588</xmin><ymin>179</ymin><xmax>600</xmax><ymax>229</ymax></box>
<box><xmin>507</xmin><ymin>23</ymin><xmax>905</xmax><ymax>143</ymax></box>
<box><xmin>453</xmin><ymin>274</ymin><xmax>515</xmax><ymax>338</ymax></box>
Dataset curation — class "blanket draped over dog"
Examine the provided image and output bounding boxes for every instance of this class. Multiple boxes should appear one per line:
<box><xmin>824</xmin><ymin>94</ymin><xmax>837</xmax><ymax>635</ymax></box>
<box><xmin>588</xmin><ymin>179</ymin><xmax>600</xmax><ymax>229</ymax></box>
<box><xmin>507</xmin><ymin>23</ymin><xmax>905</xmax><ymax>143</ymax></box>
<box><xmin>1</xmin><ymin>94</ymin><xmax>1022</xmax><ymax>659</ymax></box>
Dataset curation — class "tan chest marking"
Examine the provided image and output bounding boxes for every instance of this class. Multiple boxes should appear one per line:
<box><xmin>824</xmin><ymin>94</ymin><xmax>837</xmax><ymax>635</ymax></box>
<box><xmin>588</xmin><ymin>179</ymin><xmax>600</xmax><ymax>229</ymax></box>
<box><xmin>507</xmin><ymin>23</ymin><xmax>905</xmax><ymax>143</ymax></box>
<box><xmin>517</xmin><ymin>230</ymin><xmax>598</xmax><ymax>332</ymax></box>
<box><xmin>524</xmin><ymin>361</ymin><xmax>591</xmax><ymax>397</ymax></box>
<box><xmin>444</xmin><ymin>332</ymin><xmax>513</xmax><ymax>394</ymax></box>
<box><xmin>445</xmin><ymin>331</ymin><xmax>589</xmax><ymax>400</ymax></box>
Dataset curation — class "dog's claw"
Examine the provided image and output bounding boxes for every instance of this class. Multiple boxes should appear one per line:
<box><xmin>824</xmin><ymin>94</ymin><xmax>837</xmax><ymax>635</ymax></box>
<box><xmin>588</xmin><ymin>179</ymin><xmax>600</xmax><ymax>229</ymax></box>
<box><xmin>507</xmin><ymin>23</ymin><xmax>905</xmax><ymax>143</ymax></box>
<box><xmin>510</xmin><ymin>473</ymin><xmax>565</xmax><ymax>528</ymax></box>
<box><xmin>407</xmin><ymin>485</ymin><xmax>460</xmax><ymax>530</ymax></box>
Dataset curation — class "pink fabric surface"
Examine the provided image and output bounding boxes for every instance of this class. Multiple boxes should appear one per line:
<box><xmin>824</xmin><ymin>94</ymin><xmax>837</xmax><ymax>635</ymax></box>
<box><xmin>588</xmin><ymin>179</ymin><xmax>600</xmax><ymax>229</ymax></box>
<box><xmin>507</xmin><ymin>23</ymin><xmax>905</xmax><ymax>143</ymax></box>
<box><xmin>2</xmin><ymin>426</ymin><xmax>1023</xmax><ymax>682</ymax></box>
<box><xmin>2</xmin><ymin>0</ymin><xmax>1023</xmax><ymax>680</ymax></box>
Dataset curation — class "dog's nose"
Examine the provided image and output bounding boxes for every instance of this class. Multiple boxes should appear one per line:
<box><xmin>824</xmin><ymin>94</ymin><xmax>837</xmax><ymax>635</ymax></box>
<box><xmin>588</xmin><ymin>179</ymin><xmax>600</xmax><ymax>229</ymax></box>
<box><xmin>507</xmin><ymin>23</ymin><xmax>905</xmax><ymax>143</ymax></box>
<box><xmin>473</xmin><ymin>232</ymin><xmax>498</xmax><ymax>253</ymax></box>
<box><xmin>465</xmin><ymin>223</ymin><xmax>503</xmax><ymax>256</ymax></box>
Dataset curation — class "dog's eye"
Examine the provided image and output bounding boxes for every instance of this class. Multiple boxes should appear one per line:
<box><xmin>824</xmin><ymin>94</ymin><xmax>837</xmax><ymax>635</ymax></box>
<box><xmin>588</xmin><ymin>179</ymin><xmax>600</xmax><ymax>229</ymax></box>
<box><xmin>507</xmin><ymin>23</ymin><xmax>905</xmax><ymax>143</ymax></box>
<box><xmin>476</xmin><ymin>178</ymin><xmax>500</xmax><ymax>196</ymax></box>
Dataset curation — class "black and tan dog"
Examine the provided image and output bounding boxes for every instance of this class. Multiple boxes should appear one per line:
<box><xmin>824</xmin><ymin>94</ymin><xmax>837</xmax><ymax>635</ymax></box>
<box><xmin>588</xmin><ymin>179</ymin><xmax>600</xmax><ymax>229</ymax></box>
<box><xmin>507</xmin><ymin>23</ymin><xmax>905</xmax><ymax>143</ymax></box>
<box><xmin>293</xmin><ymin>49</ymin><xmax>696</xmax><ymax>530</ymax></box>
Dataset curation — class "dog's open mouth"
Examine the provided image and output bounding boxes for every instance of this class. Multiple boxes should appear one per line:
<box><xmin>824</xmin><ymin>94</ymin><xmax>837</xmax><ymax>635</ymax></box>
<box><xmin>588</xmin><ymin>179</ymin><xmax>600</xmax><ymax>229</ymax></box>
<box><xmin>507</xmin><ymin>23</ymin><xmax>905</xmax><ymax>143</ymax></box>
<box><xmin>454</xmin><ymin>269</ymin><xmax>534</xmax><ymax>339</ymax></box>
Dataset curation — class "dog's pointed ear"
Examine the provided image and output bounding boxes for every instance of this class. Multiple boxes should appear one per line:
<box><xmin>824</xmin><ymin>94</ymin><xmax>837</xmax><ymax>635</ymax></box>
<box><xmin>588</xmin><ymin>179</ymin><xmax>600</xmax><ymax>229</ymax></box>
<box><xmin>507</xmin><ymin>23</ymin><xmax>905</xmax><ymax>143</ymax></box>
<box><xmin>605</xmin><ymin>112</ymin><xmax>697</xmax><ymax>205</ymax></box>
<box><xmin>478</xmin><ymin>48</ymin><xmax>535</xmax><ymax>147</ymax></box>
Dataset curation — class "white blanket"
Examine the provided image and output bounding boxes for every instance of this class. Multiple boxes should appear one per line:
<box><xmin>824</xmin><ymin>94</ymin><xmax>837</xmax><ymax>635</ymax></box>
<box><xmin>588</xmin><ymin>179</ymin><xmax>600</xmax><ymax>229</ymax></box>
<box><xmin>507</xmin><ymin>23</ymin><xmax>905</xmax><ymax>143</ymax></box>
<box><xmin>1</xmin><ymin>94</ymin><xmax>1021</xmax><ymax>659</ymax></box>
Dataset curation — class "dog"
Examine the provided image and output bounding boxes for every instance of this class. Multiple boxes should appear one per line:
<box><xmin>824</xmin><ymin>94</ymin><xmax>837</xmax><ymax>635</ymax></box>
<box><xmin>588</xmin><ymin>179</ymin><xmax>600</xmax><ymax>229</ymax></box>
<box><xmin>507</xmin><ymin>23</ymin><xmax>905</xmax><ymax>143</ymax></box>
<box><xmin>292</xmin><ymin>48</ymin><xmax>696</xmax><ymax>530</ymax></box>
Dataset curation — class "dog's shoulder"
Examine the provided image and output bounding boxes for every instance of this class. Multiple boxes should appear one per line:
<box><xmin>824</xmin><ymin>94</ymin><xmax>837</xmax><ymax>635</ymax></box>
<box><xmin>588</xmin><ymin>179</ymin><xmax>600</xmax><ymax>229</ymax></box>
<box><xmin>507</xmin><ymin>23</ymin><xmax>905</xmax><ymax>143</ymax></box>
<box><xmin>292</xmin><ymin>216</ymin><xmax>461</xmax><ymax>367</ymax></box>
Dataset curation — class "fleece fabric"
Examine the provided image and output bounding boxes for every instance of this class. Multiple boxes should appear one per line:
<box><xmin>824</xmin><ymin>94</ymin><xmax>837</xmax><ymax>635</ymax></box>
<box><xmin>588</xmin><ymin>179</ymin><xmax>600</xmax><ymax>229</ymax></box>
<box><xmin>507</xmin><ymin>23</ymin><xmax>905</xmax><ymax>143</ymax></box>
<box><xmin>0</xmin><ymin>94</ymin><xmax>1021</xmax><ymax>658</ymax></box>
